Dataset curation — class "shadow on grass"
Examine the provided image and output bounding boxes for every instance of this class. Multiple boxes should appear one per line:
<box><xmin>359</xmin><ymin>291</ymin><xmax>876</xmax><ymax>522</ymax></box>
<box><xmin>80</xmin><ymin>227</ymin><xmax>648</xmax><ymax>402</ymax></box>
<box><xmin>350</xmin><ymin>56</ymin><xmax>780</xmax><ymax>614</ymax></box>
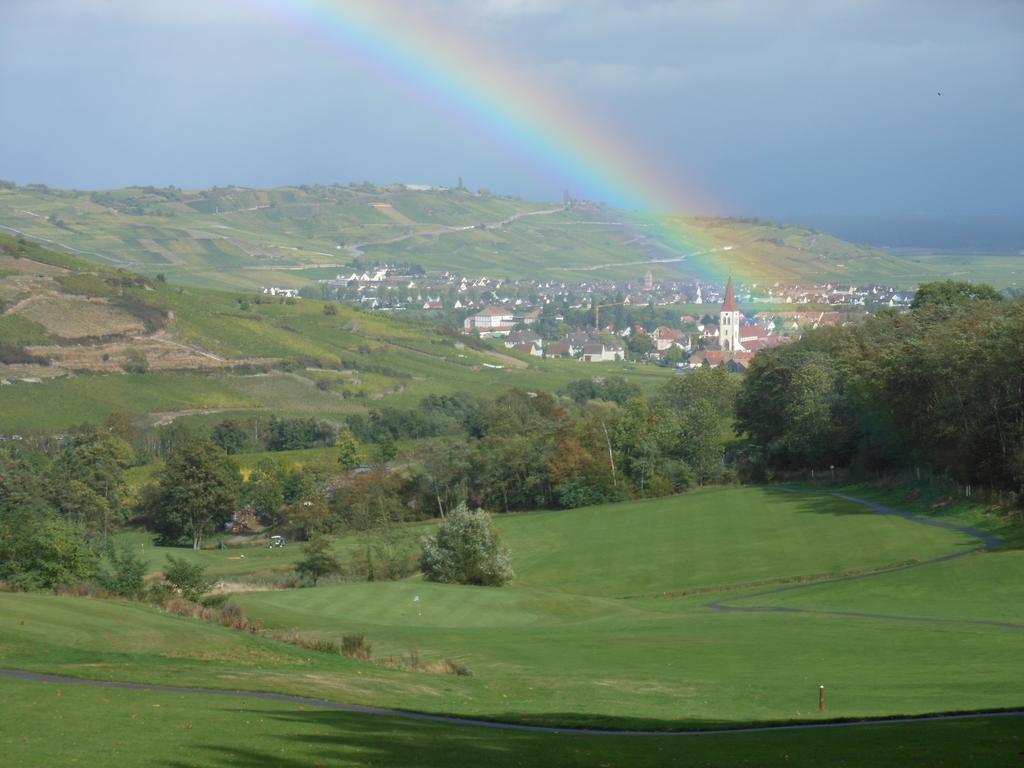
<box><xmin>156</xmin><ymin>707</ymin><xmax>1024</xmax><ymax>768</ymax></box>
<box><xmin>765</xmin><ymin>487</ymin><xmax>1003</xmax><ymax>551</ymax></box>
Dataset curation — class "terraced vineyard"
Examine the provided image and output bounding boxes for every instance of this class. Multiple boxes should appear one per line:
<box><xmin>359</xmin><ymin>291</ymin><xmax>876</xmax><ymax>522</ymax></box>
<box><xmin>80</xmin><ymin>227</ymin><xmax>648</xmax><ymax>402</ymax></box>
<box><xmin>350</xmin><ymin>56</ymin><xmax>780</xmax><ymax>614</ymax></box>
<box><xmin>0</xmin><ymin>233</ymin><xmax>672</xmax><ymax>434</ymax></box>
<box><xmin>0</xmin><ymin>183</ymin><xmax>953</xmax><ymax>288</ymax></box>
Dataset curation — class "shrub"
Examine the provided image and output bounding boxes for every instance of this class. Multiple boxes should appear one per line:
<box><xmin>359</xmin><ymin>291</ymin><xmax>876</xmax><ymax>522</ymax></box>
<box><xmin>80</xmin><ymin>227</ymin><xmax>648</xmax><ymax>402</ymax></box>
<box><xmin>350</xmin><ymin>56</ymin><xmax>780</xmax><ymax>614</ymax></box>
<box><xmin>162</xmin><ymin>596</ymin><xmax>216</xmax><ymax>621</ymax></box>
<box><xmin>268</xmin><ymin>630</ymin><xmax>339</xmax><ymax>654</ymax></box>
<box><xmin>55</xmin><ymin>582</ymin><xmax>115</xmax><ymax>599</ymax></box>
<box><xmin>419</xmin><ymin>504</ymin><xmax>513</xmax><ymax>586</ymax></box>
<box><xmin>162</xmin><ymin>556</ymin><xmax>213</xmax><ymax>601</ymax></box>
<box><xmin>312</xmin><ymin>638</ymin><xmax>341</xmax><ymax>654</ymax></box>
<box><xmin>97</xmin><ymin>546</ymin><xmax>146</xmax><ymax>598</ymax></box>
<box><xmin>122</xmin><ymin>349</ymin><xmax>149</xmax><ymax>374</ymax></box>
<box><xmin>341</xmin><ymin>633</ymin><xmax>372</xmax><ymax>661</ymax></box>
<box><xmin>218</xmin><ymin>602</ymin><xmax>258</xmax><ymax>632</ymax></box>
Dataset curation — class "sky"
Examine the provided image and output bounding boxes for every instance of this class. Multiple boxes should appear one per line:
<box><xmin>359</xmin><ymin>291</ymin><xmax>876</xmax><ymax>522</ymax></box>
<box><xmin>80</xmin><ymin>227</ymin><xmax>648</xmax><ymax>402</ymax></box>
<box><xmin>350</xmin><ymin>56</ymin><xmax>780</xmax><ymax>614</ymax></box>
<box><xmin>1</xmin><ymin>0</ymin><xmax>1022</xmax><ymax>218</ymax></box>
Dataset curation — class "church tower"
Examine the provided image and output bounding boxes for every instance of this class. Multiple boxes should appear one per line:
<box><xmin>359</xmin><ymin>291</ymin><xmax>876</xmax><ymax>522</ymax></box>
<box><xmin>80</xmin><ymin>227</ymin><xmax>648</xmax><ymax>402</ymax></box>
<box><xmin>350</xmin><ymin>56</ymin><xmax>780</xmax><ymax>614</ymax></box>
<box><xmin>720</xmin><ymin>277</ymin><xmax>744</xmax><ymax>352</ymax></box>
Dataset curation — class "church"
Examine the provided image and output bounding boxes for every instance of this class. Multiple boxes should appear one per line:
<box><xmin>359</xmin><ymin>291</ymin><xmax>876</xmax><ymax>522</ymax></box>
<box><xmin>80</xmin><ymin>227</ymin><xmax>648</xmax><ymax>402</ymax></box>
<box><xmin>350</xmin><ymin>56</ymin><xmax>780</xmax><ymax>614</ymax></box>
<box><xmin>719</xmin><ymin>277</ymin><xmax>744</xmax><ymax>352</ymax></box>
<box><xmin>686</xmin><ymin>277</ymin><xmax>777</xmax><ymax>370</ymax></box>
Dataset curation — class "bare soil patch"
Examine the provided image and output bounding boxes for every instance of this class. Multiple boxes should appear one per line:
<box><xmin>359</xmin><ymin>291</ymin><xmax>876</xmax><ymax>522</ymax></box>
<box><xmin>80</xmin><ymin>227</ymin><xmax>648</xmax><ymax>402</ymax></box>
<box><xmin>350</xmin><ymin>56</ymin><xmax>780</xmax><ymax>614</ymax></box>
<box><xmin>14</xmin><ymin>294</ymin><xmax>144</xmax><ymax>339</ymax></box>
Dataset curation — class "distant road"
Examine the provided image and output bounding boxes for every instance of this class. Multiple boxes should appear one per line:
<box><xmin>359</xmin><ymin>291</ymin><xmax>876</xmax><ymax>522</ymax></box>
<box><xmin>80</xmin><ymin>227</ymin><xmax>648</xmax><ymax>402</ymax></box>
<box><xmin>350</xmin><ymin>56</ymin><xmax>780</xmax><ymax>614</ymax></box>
<box><xmin>562</xmin><ymin>245</ymin><xmax>734</xmax><ymax>272</ymax></box>
<box><xmin>343</xmin><ymin>205</ymin><xmax>566</xmax><ymax>258</ymax></box>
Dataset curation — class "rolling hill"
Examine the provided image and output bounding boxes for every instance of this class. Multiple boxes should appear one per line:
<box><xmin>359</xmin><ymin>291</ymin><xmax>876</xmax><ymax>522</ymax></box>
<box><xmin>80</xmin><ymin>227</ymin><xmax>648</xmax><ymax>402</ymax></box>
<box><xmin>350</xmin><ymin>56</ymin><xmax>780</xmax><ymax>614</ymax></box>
<box><xmin>1</xmin><ymin>486</ymin><xmax>1021</xmax><ymax>747</ymax></box>
<box><xmin>0</xmin><ymin>233</ymin><xmax>672</xmax><ymax>434</ymax></box>
<box><xmin>0</xmin><ymin>182</ymin><xmax>962</xmax><ymax>288</ymax></box>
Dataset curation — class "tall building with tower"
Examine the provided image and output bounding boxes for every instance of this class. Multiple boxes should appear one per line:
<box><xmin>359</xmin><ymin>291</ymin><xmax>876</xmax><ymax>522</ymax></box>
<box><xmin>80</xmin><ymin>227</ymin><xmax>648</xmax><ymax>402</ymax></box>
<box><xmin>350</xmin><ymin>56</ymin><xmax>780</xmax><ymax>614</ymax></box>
<box><xmin>720</xmin><ymin>277</ymin><xmax>744</xmax><ymax>352</ymax></box>
<box><xmin>643</xmin><ymin>270</ymin><xmax>654</xmax><ymax>291</ymax></box>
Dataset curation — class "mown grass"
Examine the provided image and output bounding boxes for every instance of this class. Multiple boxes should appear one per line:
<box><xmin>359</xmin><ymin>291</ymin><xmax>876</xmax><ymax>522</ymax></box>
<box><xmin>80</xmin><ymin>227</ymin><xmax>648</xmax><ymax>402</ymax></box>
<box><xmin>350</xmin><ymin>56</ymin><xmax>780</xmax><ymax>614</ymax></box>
<box><xmin>2</xmin><ymin>676</ymin><xmax>1021</xmax><ymax>768</ymax></box>
<box><xmin>3</xmin><ymin>487</ymin><xmax>1022</xmax><ymax>729</ymax></box>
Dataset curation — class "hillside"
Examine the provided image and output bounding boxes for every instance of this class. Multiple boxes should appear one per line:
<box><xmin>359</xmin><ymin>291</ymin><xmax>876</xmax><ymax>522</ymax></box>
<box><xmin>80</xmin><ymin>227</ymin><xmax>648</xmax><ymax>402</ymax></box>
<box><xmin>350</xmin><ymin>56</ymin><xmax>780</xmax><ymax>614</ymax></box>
<box><xmin>0</xmin><ymin>233</ymin><xmax>671</xmax><ymax>433</ymax></box>
<box><xmin>0</xmin><ymin>183</ymin><xmax>957</xmax><ymax>288</ymax></box>
<box><xmin>1</xmin><ymin>486</ymin><xmax>1021</xmax><ymax>736</ymax></box>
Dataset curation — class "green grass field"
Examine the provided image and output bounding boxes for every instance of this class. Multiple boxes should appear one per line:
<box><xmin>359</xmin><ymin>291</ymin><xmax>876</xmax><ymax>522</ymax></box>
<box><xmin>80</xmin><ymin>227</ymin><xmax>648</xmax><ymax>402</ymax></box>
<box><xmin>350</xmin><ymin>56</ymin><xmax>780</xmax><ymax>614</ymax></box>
<box><xmin>2</xmin><ymin>675</ymin><xmax>1021</xmax><ymax>768</ymax></box>
<box><xmin>2</xmin><ymin>485</ymin><xmax>1023</xmax><ymax>765</ymax></box>
<box><xmin>3</xmin><ymin>487</ymin><xmax>1021</xmax><ymax>729</ymax></box>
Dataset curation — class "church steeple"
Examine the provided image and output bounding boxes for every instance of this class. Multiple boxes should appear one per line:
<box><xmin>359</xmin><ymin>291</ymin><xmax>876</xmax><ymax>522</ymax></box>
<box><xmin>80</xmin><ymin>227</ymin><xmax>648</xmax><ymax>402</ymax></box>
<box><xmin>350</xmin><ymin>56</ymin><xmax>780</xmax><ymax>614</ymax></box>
<box><xmin>721</xmin><ymin>276</ymin><xmax>739</xmax><ymax>312</ymax></box>
<box><xmin>720</xmin><ymin>277</ymin><xmax>744</xmax><ymax>352</ymax></box>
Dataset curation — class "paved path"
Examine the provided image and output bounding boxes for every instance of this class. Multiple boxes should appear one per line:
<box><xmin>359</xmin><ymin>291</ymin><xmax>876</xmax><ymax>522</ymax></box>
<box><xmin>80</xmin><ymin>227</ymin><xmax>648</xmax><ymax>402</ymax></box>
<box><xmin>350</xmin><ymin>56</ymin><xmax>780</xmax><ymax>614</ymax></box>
<box><xmin>706</xmin><ymin>489</ymin><xmax>1024</xmax><ymax>629</ymax></box>
<box><xmin>1</xmin><ymin>668</ymin><xmax>1021</xmax><ymax>736</ymax></box>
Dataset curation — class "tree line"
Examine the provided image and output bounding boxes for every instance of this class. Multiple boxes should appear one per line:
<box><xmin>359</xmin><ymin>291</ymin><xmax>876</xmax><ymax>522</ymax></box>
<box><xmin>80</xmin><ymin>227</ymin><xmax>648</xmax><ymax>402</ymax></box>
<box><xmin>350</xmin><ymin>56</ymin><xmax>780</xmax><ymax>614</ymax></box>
<box><xmin>736</xmin><ymin>281</ymin><xmax>1023</xmax><ymax>499</ymax></box>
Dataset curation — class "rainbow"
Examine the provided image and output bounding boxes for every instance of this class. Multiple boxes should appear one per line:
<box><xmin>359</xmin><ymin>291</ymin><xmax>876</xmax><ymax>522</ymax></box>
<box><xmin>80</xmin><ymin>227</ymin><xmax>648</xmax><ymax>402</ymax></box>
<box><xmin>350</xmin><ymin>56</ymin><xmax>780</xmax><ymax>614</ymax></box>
<box><xmin>244</xmin><ymin>0</ymin><xmax>732</xmax><ymax>282</ymax></box>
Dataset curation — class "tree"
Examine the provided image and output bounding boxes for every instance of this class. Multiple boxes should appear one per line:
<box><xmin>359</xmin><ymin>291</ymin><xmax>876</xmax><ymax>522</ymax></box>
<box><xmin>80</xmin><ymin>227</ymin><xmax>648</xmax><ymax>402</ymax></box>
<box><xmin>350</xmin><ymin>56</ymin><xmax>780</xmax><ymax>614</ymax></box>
<box><xmin>420</xmin><ymin>504</ymin><xmax>513</xmax><ymax>586</ymax></box>
<box><xmin>911</xmin><ymin>280</ymin><xmax>1003</xmax><ymax>309</ymax></box>
<box><xmin>376</xmin><ymin>433</ymin><xmax>397</xmax><ymax>463</ymax></box>
<box><xmin>336</xmin><ymin>431</ymin><xmax>361</xmax><ymax>471</ymax></box>
<box><xmin>210</xmin><ymin>420</ymin><xmax>249</xmax><ymax>455</ymax></box>
<box><xmin>245</xmin><ymin>459</ymin><xmax>286</xmax><ymax>524</ymax></box>
<box><xmin>678</xmin><ymin>399</ymin><xmax>724</xmax><ymax>485</ymax></box>
<box><xmin>55</xmin><ymin>480</ymin><xmax>113</xmax><ymax>538</ymax></box>
<box><xmin>295</xmin><ymin>535</ymin><xmax>341</xmax><ymax>586</ymax></box>
<box><xmin>662</xmin><ymin>366</ymin><xmax>739</xmax><ymax>419</ymax></box>
<box><xmin>0</xmin><ymin>464</ymin><xmax>93</xmax><ymax>590</ymax></box>
<box><xmin>52</xmin><ymin>430</ymin><xmax>135</xmax><ymax>532</ymax></box>
<box><xmin>626</xmin><ymin>333</ymin><xmax>655</xmax><ymax>359</ymax></box>
<box><xmin>105</xmin><ymin>411</ymin><xmax>138</xmax><ymax>443</ymax></box>
<box><xmin>414</xmin><ymin>438</ymin><xmax>471</xmax><ymax>517</ymax></box>
<box><xmin>147</xmin><ymin>440</ymin><xmax>241</xmax><ymax>549</ymax></box>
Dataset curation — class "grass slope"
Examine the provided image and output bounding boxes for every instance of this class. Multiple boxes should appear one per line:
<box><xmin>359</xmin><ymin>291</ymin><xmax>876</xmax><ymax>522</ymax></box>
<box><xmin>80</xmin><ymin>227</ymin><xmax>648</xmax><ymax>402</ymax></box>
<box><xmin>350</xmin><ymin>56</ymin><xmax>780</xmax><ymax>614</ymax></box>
<box><xmin>0</xmin><ymin>184</ymin><xmax>975</xmax><ymax>287</ymax></box>
<box><xmin>2</xmin><ymin>676</ymin><xmax>1021</xmax><ymax>768</ymax></box>
<box><xmin>0</xmin><ymin>233</ymin><xmax>673</xmax><ymax>432</ymax></box>
<box><xmin>2</xmin><ymin>487</ymin><xmax>1021</xmax><ymax>730</ymax></box>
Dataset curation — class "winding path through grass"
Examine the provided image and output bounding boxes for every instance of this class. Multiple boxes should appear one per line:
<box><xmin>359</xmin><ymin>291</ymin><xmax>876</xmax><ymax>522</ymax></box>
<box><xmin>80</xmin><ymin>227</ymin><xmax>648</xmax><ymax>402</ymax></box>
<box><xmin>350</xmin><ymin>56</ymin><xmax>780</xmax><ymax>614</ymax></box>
<box><xmin>706</xmin><ymin>489</ymin><xmax>1022</xmax><ymax>630</ymax></box>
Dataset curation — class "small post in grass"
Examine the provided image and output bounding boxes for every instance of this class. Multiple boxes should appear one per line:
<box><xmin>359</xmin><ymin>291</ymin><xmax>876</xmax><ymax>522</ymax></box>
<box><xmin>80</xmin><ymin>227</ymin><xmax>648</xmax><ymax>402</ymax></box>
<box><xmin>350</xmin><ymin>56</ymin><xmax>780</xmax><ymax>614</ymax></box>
<box><xmin>818</xmin><ymin>684</ymin><xmax>826</xmax><ymax>712</ymax></box>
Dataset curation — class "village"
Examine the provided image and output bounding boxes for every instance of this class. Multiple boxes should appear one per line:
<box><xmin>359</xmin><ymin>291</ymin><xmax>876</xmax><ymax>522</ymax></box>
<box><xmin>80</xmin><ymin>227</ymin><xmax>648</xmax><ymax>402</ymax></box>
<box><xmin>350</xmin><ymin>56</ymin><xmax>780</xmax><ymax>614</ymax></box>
<box><xmin>273</xmin><ymin>264</ymin><xmax>918</xmax><ymax>371</ymax></box>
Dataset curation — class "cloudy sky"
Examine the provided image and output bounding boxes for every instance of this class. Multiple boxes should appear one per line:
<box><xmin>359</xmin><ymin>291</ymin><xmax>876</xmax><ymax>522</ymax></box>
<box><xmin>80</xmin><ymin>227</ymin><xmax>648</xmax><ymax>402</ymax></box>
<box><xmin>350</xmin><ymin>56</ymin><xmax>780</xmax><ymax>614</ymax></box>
<box><xmin>1</xmin><ymin>0</ymin><xmax>1021</xmax><ymax>217</ymax></box>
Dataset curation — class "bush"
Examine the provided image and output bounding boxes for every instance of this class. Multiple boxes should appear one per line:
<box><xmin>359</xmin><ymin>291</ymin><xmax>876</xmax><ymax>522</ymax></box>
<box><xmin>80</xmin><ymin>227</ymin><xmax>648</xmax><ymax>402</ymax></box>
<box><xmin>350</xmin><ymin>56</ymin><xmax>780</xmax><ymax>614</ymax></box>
<box><xmin>440</xmin><ymin>658</ymin><xmax>473</xmax><ymax>677</ymax></box>
<box><xmin>162</xmin><ymin>556</ymin><xmax>213</xmax><ymax>601</ymax></box>
<box><xmin>218</xmin><ymin>602</ymin><xmax>258</xmax><ymax>632</ymax></box>
<box><xmin>419</xmin><ymin>504</ymin><xmax>513</xmax><ymax>586</ymax></box>
<box><xmin>556</xmin><ymin>479</ymin><xmax>613</xmax><ymax>509</ymax></box>
<box><xmin>0</xmin><ymin>515</ymin><xmax>93</xmax><ymax>591</ymax></box>
<box><xmin>161</xmin><ymin>596</ymin><xmax>216</xmax><ymax>621</ymax></box>
<box><xmin>97</xmin><ymin>546</ymin><xmax>146</xmax><ymax>598</ymax></box>
<box><xmin>122</xmin><ymin>349</ymin><xmax>149</xmax><ymax>374</ymax></box>
<box><xmin>342</xmin><ymin>633</ymin><xmax>372</xmax><ymax>661</ymax></box>
<box><xmin>269</xmin><ymin>630</ymin><xmax>341</xmax><ymax>654</ymax></box>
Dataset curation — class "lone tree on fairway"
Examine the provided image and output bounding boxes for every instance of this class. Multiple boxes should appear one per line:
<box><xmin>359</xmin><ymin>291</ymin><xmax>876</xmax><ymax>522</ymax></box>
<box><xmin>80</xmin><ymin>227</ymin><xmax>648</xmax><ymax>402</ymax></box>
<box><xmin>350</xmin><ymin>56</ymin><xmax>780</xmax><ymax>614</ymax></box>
<box><xmin>148</xmin><ymin>439</ymin><xmax>241</xmax><ymax>549</ymax></box>
<box><xmin>295</xmin><ymin>535</ymin><xmax>341</xmax><ymax>586</ymax></box>
<box><xmin>420</xmin><ymin>504</ymin><xmax>513</xmax><ymax>586</ymax></box>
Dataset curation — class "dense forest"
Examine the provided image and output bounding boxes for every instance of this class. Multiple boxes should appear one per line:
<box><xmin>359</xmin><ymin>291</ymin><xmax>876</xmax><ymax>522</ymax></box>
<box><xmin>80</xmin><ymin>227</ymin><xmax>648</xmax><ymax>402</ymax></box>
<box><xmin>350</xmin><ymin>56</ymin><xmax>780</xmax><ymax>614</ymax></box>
<box><xmin>737</xmin><ymin>282</ymin><xmax>1023</xmax><ymax>499</ymax></box>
